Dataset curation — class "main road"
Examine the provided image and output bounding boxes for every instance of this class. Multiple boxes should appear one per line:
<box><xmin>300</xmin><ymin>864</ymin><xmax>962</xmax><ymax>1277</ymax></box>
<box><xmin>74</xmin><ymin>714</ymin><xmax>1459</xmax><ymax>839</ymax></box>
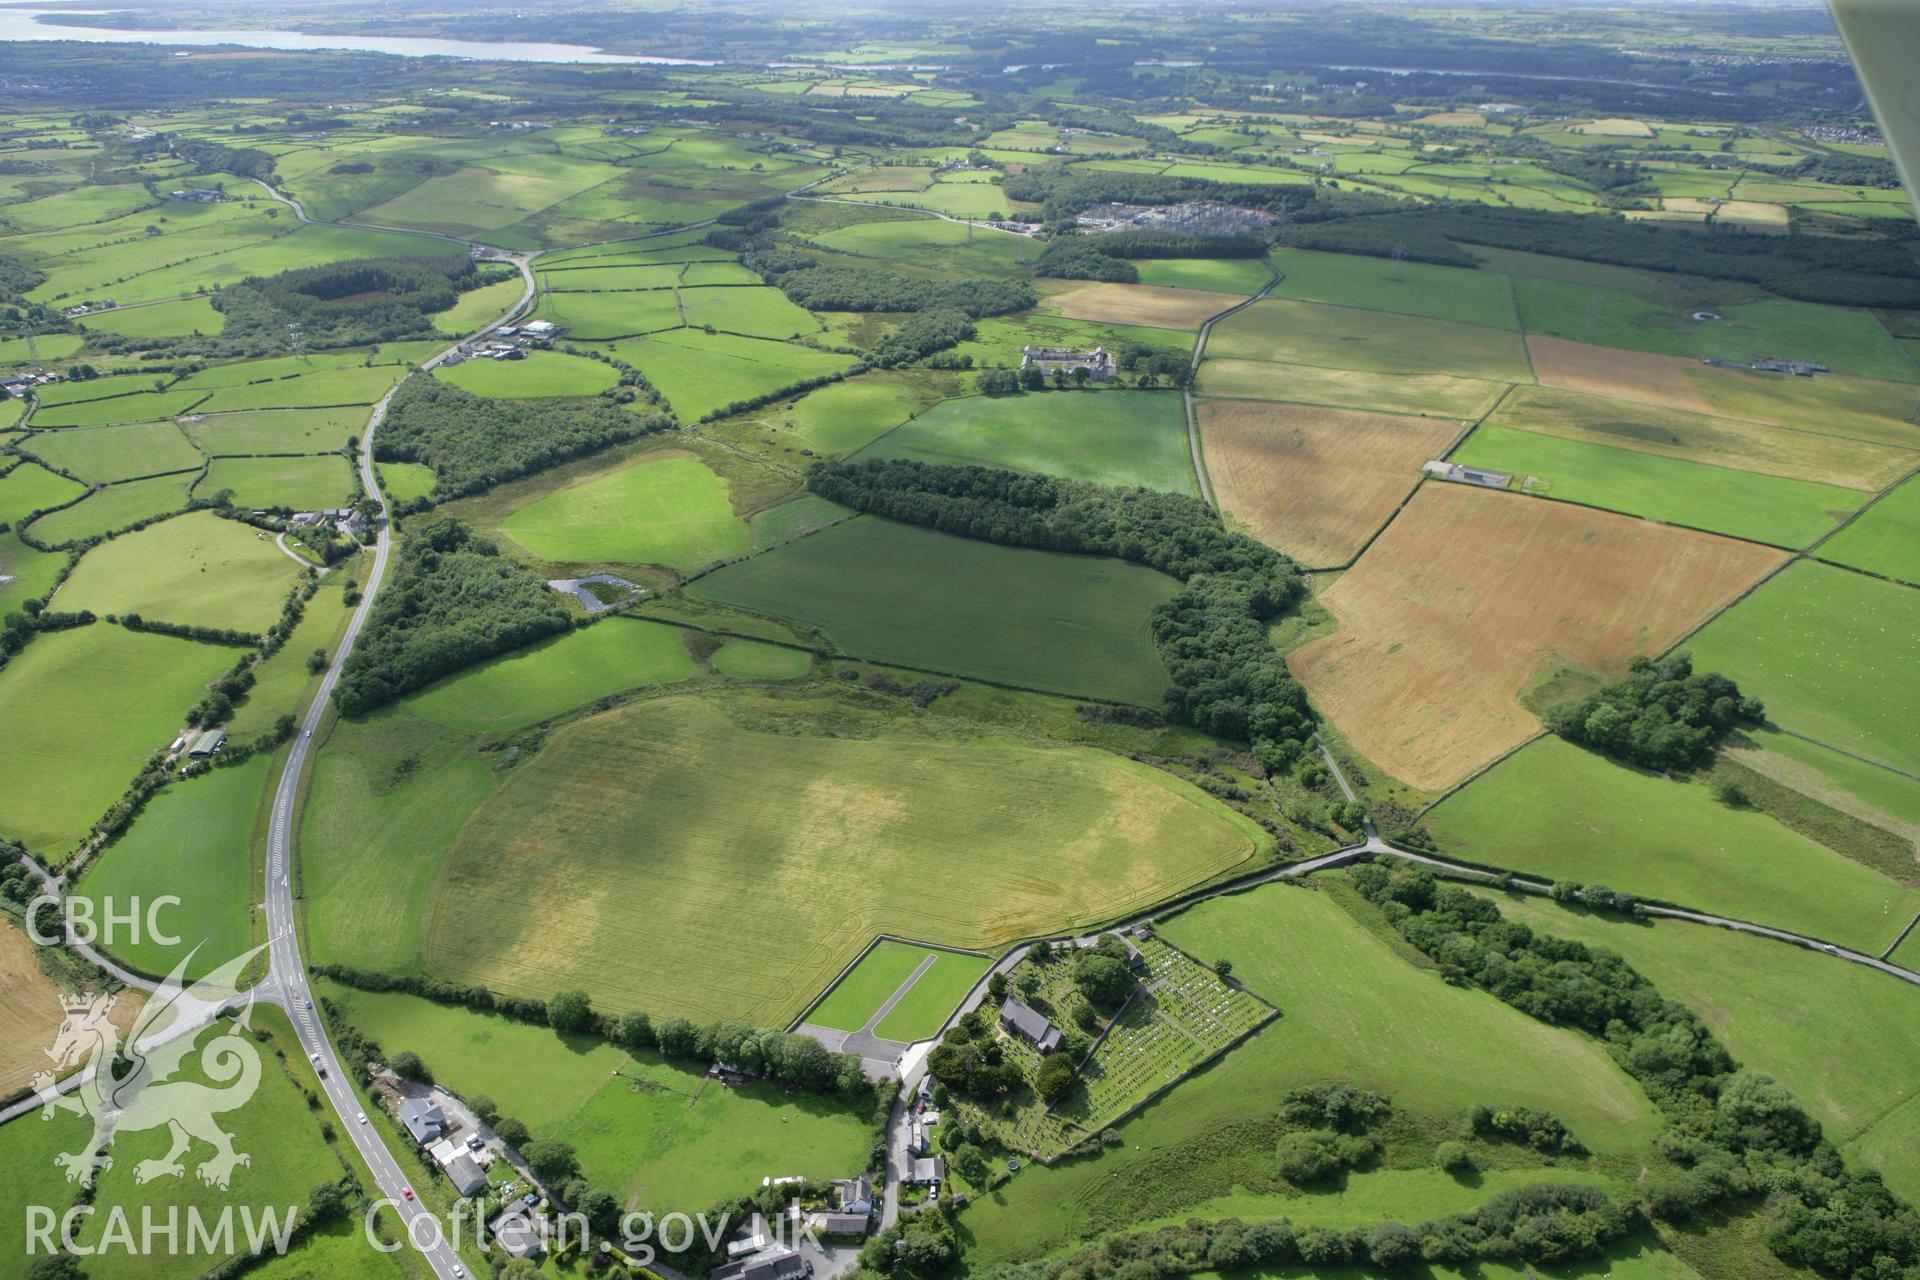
<box><xmin>253</xmin><ymin>240</ymin><xmax>536</xmax><ymax>1277</ymax></box>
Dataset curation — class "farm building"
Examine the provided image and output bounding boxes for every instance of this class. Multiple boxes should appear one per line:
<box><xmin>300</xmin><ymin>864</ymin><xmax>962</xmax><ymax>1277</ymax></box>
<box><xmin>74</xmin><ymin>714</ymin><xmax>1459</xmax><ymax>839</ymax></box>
<box><xmin>819</xmin><ymin>1213</ymin><xmax>871</xmax><ymax>1239</ymax></box>
<box><xmin>1000</xmin><ymin>996</ymin><xmax>1064</xmax><ymax>1053</ymax></box>
<box><xmin>397</xmin><ymin>1098</ymin><xmax>446</xmax><ymax>1145</ymax></box>
<box><xmin>710</xmin><ymin>1247</ymin><xmax>809</xmax><ymax>1280</ymax></box>
<box><xmin>187</xmin><ymin>729</ymin><xmax>227</xmax><ymax>758</ymax></box>
<box><xmin>1422</xmin><ymin>460</ymin><xmax>1511</xmax><ymax>489</ymax></box>
<box><xmin>1020</xmin><ymin>345</ymin><xmax>1115</xmax><ymax>382</ymax></box>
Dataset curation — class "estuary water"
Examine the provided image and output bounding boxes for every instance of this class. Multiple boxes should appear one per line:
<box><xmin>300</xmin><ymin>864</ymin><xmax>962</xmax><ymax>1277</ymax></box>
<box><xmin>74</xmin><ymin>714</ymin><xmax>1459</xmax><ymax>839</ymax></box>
<box><xmin>0</xmin><ymin>7</ymin><xmax>717</xmax><ymax>64</ymax></box>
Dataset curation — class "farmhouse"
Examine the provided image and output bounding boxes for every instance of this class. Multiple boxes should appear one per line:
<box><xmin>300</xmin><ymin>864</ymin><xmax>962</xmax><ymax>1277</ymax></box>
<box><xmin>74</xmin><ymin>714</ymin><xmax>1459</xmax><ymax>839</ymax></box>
<box><xmin>489</xmin><ymin>1203</ymin><xmax>544</xmax><ymax>1260</ymax></box>
<box><xmin>835</xmin><ymin>1174</ymin><xmax>875</xmax><ymax>1217</ymax></box>
<box><xmin>999</xmin><ymin>996</ymin><xmax>1064</xmax><ymax>1053</ymax></box>
<box><xmin>908</xmin><ymin>1156</ymin><xmax>948</xmax><ymax>1187</ymax></box>
<box><xmin>1020</xmin><ymin>345</ymin><xmax>1115</xmax><ymax>382</ymax></box>
<box><xmin>167</xmin><ymin>187</ymin><xmax>225</xmax><ymax>202</ymax></box>
<box><xmin>1422</xmin><ymin>460</ymin><xmax>1511</xmax><ymax>489</ymax></box>
<box><xmin>443</xmin><ymin>1152</ymin><xmax>487</xmax><ymax>1197</ymax></box>
<box><xmin>397</xmin><ymin>1098</ymin><xmax>447</xmax><ymax>1145</ymax></box>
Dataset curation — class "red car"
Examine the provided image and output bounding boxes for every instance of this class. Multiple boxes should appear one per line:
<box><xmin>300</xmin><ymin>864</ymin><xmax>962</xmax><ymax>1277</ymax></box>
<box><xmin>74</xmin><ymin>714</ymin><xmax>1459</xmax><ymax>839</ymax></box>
<box><xmin>401</xmin><ymin>1187</ymin><xmax>414</xmax><ymax>1201</ymax></box>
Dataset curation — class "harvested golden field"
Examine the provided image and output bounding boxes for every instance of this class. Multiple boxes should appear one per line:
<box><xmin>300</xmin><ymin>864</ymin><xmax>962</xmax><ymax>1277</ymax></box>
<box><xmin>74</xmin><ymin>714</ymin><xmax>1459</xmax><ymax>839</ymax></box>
<box><xmin>1527</xmin><ymin>335</ymin><xmax>1714</xmax><ymax>413</ymax></box>
<box><xmin>1195</xmin><ymin>359</ymin><xmax>1508</xmax><ymax>419</ymax></box>
<box><xmin>1684</xmin><ymin>366</ymin><xmax>1920</xmax><ymax>452</ymax></box>
<box><xmin>1199</xmin><ymin>400</ymin><xmax>1459</xmax><ymax>568</ymax></box>
<box><xmin>1717</xmin><ymin>201</ymin><xmax>1790</xmax><ymax>234</ymax></box>
<box><xmin>1489</xmin><ymin>385</ymin><xmax>1916</xmax><ymax>491</ymax></box>
<box><xmin>1289</xmin><ymin>485</ymin><xmax>1785</xmax><ymax>790</ymax></box>
<box><xmin>0</xmin><ymin>923</ymin><xmax>142</xmax><ymax>1096</ymax></box>
<box><xmin>422</xmin><ymin>696</ymin><xmax>1265</xmax><ymax>1023</ymax></box>
<box><xmin>1042</xmin><ymin>282</ymin><xmax>1246</xmax><ymax>330</ymax></box>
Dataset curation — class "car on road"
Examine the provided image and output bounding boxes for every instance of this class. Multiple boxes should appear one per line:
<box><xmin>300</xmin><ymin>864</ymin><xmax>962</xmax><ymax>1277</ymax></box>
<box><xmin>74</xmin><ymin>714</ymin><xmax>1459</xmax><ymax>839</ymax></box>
<box><xmin>402</xmin><ymin>1187</ymin><xmax>414</xmax><ymax>1201</ymax></box>
<box><xmin>453</xmin><ymin>1269</ymin><xmax>465</xmax><ymax>1279</ymax></box>
<box><xmin>357</xmin><ymin>1111</ymin><xmax>367</xmax><ymax>1124</ymax></box>
<box><xmin>1823</xmin><ymin>944</ymin><xmax>1840</xmax><ymax>955</ymax></box>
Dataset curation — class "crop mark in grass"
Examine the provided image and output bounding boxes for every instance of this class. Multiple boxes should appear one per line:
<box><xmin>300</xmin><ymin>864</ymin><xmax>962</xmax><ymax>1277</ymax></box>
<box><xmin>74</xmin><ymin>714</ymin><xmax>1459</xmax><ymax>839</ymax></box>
<box><xmin>419</xmin><ymin>694</ymin><xmax>1261</xmax><ymax>1024</ymax></box>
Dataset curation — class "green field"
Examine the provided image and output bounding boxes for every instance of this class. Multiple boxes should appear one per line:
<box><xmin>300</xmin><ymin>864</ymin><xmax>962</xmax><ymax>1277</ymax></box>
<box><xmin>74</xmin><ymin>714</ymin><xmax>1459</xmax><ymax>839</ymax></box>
<box><xmin>0</xmin><ymin>460</ymin><xmax>86</xmax><ymax>524</ymax></box>
<box><xmin>24</xmin><ymin>420</ymin><xmax>204</xmax><ymax>484</ymax></box>
<box><xmin>599</xmin><ymin>329</ymin><xmax>855</xmax><ymax>422</ymax></box>
<box><xmin>872</xmin><ymin>947</ymin><xmax>995</xmax><ymax>1041</ymax></box>
<box><xmin>806</xmin><ymin>939</ymin><xmax>946</xmax><ymax>1032</ymax></box>
<box><xmin>1134</xmin><ymin>257</ymin><xmax>1273</xmax><ymax>294</ymax></box>
<box><xmin>198</xmin><ymin>455</ymin><xmax>355</xmax><ymax>510</ymax></box>
<box><xmin>315</xmin><ymin>979</ymin><xmax>874</xmax><ymax>1214</ymax></box>
<box><xmin>408</xmin><ymin>693</ymin><xmax>1261</xmax><ymax>1022</ymax></box>
<box><xmin>499</xmin><ymin>452</ymin><xmax>750</xmax><ymax>572</ymax></box>
<box><xmin>1685</xmin><ymin>561</ymin><xmax>1920</xmax><ymax>773</ymax></box>
<box><xmin>675</xmin><ymin>285</ymin><xmax>820</xmax><ymax>339</ymax></box>
<box><xmin>25</xmin><ymin>472</ymin><xmax>195</xmax><ymax>545</ymax></box>
<box><xmin>1428</xmin><ymin>736</ymin><xmax>1920</xmax><ymax>952</ymax></box>
<box><xmin>432</xmin><ymin>349</ymin><xmax>618</xmax><ymax>398</ymax></box>
<box><xmin>0</xmin><ymin>528</ymin><xmax>65</xmax><ymax>613</ymax></box>
<box><xmin>1267</xmin><ymin>248</ymin><xmax>1519</xmax><ymax>329</ymax></box>
<box><xmin>405</xmin><ymin>617</ymin><xmax>695</xmax><ymax>732</ymax></box>
<box><xmin>744</xmin><ymin>373</ymin><xmax>942</xmax><ymax>457</ymax></box>
<box><xmin>432</xmin><ymin>276</ymin><xmax>526</xmax><ymax>336</ymax></box>
<box><xmin>709</xmin><ymin>636</ymin><xmax>813</xmax><ymax>678</ymax></box>
<box><xmin>749</xmin><ymin>494</ymin><xmax>853</xmax><ymax>549</ymax></box>
<box><xmin>172</xmin><ymin>351</ymin><xmax>389</xmax><ymax>390</ymax></box>
<box><xmin>1728</xmin><ymin>726</ymin><xmax>1920</xmax><ymax>841</ymax></box>
<box><xmin>809</xmin><ymin>215</ymin><xmax>1033</xmax><ymax>277</ymax></box>
<box><xmin>1452</xmin><ymin>424</ymin><xmax>1861</xmax><ymax>547</ymax></box>
<box><xmin>30</xmin><ymin>387</ymin><xmax>209</xmax><ymax>428</ymax></box>
<box><xmin>193</xmin><ymin>365</ymin><xmax>406</xmax><ymax>413</ymax></box>
<box><xmin>0</xmin><ymin>624</ymin><xmax>230</xmax><ymax>857</ymax></box>
<box><xmin>1491</xmin><ymin>893</ymin><xmax>1920</xmax><ymax>1202</ymax></box>
<box><xmin>77</xmin><ymin>296</ymin><xmax>227</xmax><ymax>340</ymax></box>
<box><xmin>69</xmin><ymin>1010</ymin><xmax>350</xmax><ymax>1280</ymax></box>
<box><xmin>1691</xmin><ymin>299</ymin><xmax>1919</xmax><ymax>383</ymax></box>
<box><xmin>851</xmin><ymin>390</ymin><xmax>1196</xmax><ymax>494</ymax></box>
<box><xmin>692</xmin><ymin>517</ymin><xmax>1178</xmax><ymax>704</ymax></box>
<box><xmin>1512</xmin><ymin>274</ymin><xmax>1691</xmax><ymax>355</ymax></box>
<box><xmin>58</xmin><ymin>510</ymin><xmax>300</xmax><ymax>632</ymax></box>
<box><xmin>962</xmin><ymin>880</ymin><xmax>1660</xmax><ymax>1265</ymax></box>
<box><xmin>0</xmin><ymin>332</ymin><xmax>84</xmax><ymax>366</ymax></box>
<box><xmin>1821</xmin><ymin>474</ymin><xmax>1920</xmax><ymax>583</ymax></box>
<box><xmin>358</xmin><ymin>161</ymin><xmax>619</xmax><ymax>238</ymax></box>
<box><xmin>806</xmin><ymin>939</ymin><xmax>991</xmax><ymax>1039</ymax></box>
<box><xmin>376</xmin><ymin>461</ymin><xmax>437</xmax><ymax>504</ymax></box>
<box><xmin>77</xmin><ymin>757</ymin><xmax>268</xmax><ymax>980</ymax></box>
<box><xmin>1209</xmin><ymin>299</ymin><xmax>1533</xmax><ymax>382</ymax></box>
<box><xmin>183</xmin><ymin>407</ymin><xmax>363</xmax><ymax>455</ymax></box>
<box><xmin>541</xmin><ymin>287</ymin><xmax>686</xmax><ymax>339</ymax></box>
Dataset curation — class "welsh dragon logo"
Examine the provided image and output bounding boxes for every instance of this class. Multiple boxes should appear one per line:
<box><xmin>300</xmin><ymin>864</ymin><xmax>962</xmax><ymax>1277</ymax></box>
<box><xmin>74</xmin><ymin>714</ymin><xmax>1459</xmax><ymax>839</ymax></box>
<box><xmin>31</xmin><ymin>945</ymin><xmax>268</xmax><ymax>1190</ymax></box>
